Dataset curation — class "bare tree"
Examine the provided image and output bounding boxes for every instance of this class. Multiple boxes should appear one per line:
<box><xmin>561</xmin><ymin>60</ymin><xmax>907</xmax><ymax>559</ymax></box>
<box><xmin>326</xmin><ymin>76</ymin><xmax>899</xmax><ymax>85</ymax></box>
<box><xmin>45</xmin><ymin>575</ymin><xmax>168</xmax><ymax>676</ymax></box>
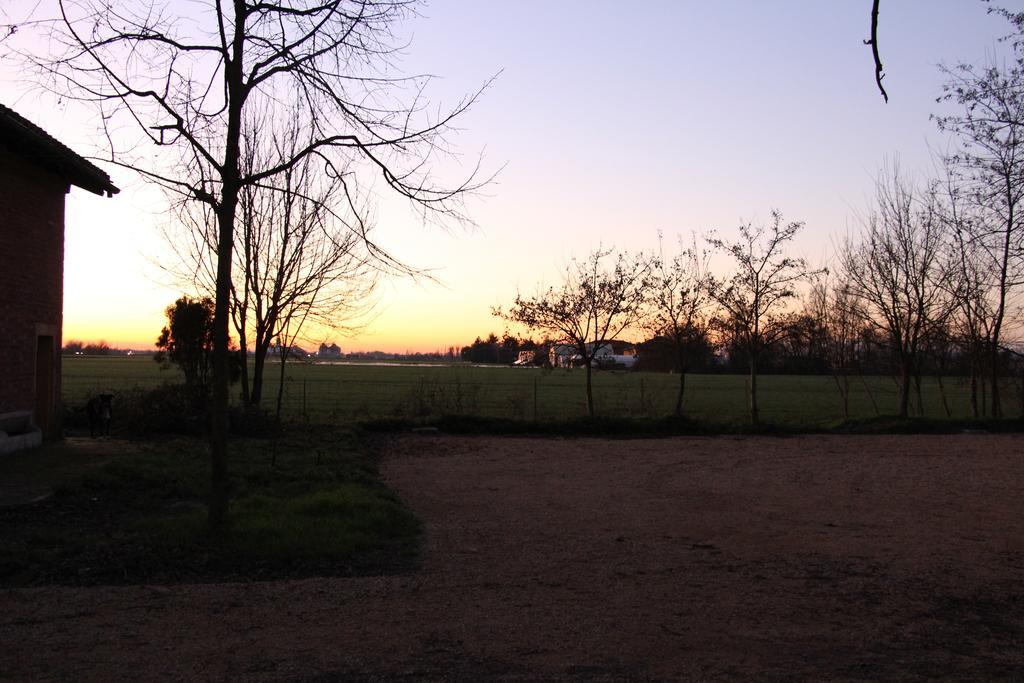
<box><xmin>173</xmin><ymin>119</ymin><xmax>380</xmax><ymax>409</ymax></box>
<box><xmin>935</xmin><ymin>163</ymin><xmax>997</xmax><ymax>418</ymax></box>
<box><xmin>496</xmin><ymin>249</ymin><xmax>652</xmax><ymax>417</ymax></box>
<box><xmin>645</xmin><ymin>234</ymin><xmax>711</xmax><ymax>417</ymax></box>
<box><xmin>802</xmin><ymin>272</ymin><xmax>866</xmax><ymax>418</ymax></box>
<box><xmin>839</xmin><ymin>168</ymin><xmax>957</xmax><ymax>419</ymax></box>
<box><xmin>936</xmin><ymin>33</ymin><xmax>1024</xmax><ymax>417</ymax></box>
<box><xmin>29</xmin><ymin>0</ymin><xmax>489</xmax><ymax>528</ymax></box>
<box><xmin>953</xmin><ymin>243</ymin><xmax>998</xmax><ymax>418</ymax></box>
<box><xmin>707</xmin><ymin>211</ymin><xmax>822</xmax><ymax>426</ymax></box>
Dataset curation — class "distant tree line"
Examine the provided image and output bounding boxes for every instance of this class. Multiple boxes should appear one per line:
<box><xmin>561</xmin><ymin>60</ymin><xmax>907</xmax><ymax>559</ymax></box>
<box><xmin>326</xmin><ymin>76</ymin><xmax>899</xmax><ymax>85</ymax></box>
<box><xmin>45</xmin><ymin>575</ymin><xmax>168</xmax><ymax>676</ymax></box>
<box><xmin>494</xmin><ymin>176</ymin><xmax>1024</xmax><ymax>423</ymax></box>
<box><xmin>463</xmin><ymin>314</ymin><xmax>1018</xmax><ymax>382</ymax></box>
<box><xmin>62</xmin><ymin>340</ymin><xmax>146</xmax><ymax>356</ymax></box>
<box><xmin>460</xmin><ymin>333</ymin><xmax>547</xmax><ymax>365</ymax></box>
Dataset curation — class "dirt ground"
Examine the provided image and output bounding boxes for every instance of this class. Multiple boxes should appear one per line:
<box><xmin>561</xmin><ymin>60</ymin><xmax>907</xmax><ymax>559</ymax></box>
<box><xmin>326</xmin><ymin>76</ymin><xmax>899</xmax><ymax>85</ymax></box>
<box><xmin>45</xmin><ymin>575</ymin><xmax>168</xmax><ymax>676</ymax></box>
<box><xmin>1</xmin><ymin>433</ymin><xmax>1022</xmax><ymax>680</ymax></box>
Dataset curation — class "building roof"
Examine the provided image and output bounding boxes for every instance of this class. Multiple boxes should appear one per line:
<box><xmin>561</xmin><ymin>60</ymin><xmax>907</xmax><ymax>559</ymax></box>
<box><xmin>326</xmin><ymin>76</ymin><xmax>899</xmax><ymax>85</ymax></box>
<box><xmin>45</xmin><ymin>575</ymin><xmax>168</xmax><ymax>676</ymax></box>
<box><xmin>0</xmin><ymin>102</ymin><xmax>119</xmax><ymax>197</ymax></box>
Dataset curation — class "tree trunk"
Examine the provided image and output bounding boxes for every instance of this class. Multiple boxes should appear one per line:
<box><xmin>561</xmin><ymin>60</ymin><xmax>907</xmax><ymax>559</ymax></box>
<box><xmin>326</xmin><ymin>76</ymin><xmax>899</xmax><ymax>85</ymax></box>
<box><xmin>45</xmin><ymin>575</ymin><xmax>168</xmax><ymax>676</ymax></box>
<box><xmin>208</xmin><ymin>2</ymin><xmax>246</xmax><ymax>532</ymax></box>
<box><xmin>674</xmin><ymin>343</ymin><xmax>686</xmax><ymax>417</ymax></box>
<box><xmin>238</xmin><ymin>348</ymin><xmax>249</xmax><ymax>404</ymax></box>
<box><xmin>936</xmin><ymin>373</ymin><xmax>952</xmax><ymax>418</ymax></box>
<box><xmin>675</xmin><ymin>371</ymin><xmax>686</xmax><ymax>417</ymax></box>
<box><xmin>969</xmin><ymin>354</ymin><xmax>979</xmax><ymax>419</ymax></box>
<box><xmin>990</xmin><ymin>339</ymin><xmax>1002</xmax><ymax>418</ymax></box>
<box><xmin>585</xmin><ymin>360</ymin><xmax>594</xmax><ymax>417</ymax></box>
<box><xmin>250</xmin><ymin>342</ymin><xmax>268</xmax><ymax>405</ymax></box>
<box><xmin>250</xmin><ymin>310</ymin><xmax>283</xmax><ymax>406</ymax></box>
<box><xmin>210</xmin><ymin>199</ymin><xmax>236</xmax><ymax>531</ymax></box>
<box><xmin>275</xmin><ymin>344</ymin><xmax>289</xmax><ymax>422</ymax></box>
<box><xmin>749</xmin><ymin>352</ymin><xmax>759</xmax><ymax>426</ymax></box>
<box><xmin>989</xmin><ymin>185</ymin><xmax>1015</xmax><ymax>420</ymax></box>
<box><xmin>897</xmin><ymin>357</ymin><xmax>912</xmax><ymax>419</ymax></box>
<box><xmin>237</xmin><ymin>324</ymin><xmax>250</xmax><ymax>405</ymax></box>
<box><xmin>271</xmin><ymin>342</ymin><xmax>286</xmax><ymax>469</ymax></box>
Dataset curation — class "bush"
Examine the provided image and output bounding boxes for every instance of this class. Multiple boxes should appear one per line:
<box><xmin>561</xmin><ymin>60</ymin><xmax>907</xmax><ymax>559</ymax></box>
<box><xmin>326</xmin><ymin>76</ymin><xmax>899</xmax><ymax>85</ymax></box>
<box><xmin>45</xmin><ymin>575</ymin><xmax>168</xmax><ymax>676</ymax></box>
<box><xmin>113</xmin><ymin>384</ymin><xmax>208</xmax><ymax>436</ymax></box>
<box><xmin>229</xmin><ymin>405</ymin><xmax>281</xmax><ymax>438</ymax></box>
<box><xmin>65</xmin><ymin>383</ymin><xmax>293</xmax><ymax>438</ymax></box>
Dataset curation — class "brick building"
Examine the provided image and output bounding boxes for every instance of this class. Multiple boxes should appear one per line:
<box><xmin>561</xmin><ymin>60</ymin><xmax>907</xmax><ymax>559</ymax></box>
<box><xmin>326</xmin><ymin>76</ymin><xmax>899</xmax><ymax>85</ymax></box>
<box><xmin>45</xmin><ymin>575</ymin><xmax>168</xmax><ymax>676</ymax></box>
<box><xmin>0</xmin><ymin>103</ymin><xmax>118</xmax><ymax>446</ymax></box>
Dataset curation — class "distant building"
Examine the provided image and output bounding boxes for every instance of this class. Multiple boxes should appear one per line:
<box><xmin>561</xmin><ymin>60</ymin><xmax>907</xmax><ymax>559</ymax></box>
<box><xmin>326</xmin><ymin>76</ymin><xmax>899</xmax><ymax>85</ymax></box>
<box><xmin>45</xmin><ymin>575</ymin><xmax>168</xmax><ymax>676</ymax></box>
<box><xmin>549</xmin><ymin>344</ymin><xmax>577</xmax><ymax>368</ymax></box>
<box><xmin>513</xmin><ymin>350</ymin><xmax>535</xmax><ymax>366</ymax></box>
<box><xmin>0</xmin><ymin>103</ymin><xmax>118</xmax><ymax>449</ymax></box>
<box><xmin>271</xmin><ymin>343</ymin><xmax>309</xmax><ymax>359</ymax></box>
<box><xmin>548</xmin><ymin>341</ymin><xmax>637</xmax><ymax>369</ymax></box>
<box><xmin>318</xmin><ymin>342</ymin><xmax>342</xmax><ymax>358</ymax></box>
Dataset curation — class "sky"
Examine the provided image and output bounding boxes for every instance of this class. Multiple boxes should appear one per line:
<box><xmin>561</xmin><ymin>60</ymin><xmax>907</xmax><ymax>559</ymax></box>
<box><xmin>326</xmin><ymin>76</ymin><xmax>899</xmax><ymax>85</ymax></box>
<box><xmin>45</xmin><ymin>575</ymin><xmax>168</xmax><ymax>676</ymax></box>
<box><xmin>1</xmin><ymin>1</ymin><xmax>1020</xmax><ymax>352</ymax></box>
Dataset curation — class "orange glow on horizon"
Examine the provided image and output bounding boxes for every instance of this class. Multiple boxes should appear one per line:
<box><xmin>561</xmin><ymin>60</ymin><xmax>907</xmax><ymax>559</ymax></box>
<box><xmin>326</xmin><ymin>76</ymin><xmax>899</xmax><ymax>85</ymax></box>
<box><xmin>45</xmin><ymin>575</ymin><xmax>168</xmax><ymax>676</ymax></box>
<box><xmin>62</xmin><ymin>298</ymin><xmax>496</xmax><ymax>355</ymax></box>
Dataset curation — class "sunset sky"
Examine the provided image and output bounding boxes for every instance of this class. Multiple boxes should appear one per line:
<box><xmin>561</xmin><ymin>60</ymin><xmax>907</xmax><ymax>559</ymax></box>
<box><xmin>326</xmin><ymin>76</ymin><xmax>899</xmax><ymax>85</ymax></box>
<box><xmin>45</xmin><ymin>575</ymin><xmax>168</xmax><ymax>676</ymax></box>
<box><xmin>1</xmin><ymin>1</ymin><xmax>1016</xmax><ymax>352</ymax></box>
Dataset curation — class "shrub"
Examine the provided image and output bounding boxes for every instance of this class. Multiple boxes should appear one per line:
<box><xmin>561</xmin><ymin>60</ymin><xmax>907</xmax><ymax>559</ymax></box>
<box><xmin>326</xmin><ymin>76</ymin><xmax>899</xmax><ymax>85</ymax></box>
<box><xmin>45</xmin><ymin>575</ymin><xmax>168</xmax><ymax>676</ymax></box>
<box><xmin>229</xmin><ymin>405</ymin><xmax>281</xmax><ymax>438</ymax></box>
<box><xmin>113</xmin><ymin>384</ymin><xmax>208</xmax><ymax>436</ymax></box>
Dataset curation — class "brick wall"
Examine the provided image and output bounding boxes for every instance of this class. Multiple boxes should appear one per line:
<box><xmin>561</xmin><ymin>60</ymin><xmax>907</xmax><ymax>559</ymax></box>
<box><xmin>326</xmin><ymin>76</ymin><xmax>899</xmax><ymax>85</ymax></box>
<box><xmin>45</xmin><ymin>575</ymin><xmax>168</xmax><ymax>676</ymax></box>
<box><xmin>0</xmin><ymin>144</ymin><xmax>66</xmax><ymax>426</ymax></box>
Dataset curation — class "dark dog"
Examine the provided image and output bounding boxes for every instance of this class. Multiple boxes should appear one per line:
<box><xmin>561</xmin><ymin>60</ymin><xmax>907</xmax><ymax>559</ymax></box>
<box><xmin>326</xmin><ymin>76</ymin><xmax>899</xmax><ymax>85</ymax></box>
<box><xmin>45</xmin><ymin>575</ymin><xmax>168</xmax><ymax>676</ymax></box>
<box><xmin>86</xmin><ymin>394</ymin><xmax>113</xmax><ymax>437</ymax></box>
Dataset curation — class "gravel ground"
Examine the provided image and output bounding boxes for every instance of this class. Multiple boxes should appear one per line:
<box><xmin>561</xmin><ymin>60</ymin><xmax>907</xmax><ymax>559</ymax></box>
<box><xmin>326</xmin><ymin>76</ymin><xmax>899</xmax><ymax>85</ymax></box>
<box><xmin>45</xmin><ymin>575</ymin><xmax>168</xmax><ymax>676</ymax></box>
<box><xmin>1</xmin><ymin>433</ymin><xmax>1022</xmax><ymax>681</ymax></box>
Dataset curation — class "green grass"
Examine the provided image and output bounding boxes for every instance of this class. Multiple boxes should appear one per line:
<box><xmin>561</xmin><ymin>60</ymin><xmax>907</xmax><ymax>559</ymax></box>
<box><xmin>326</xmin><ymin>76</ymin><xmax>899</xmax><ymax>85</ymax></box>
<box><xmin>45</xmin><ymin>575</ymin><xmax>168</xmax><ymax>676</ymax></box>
<box><xmin>0</xmin><ymin>425</ymin><xmax>419</xmax><ymax>586</ymax></box>
<box><xmin>62</xmin><ymin>356</ymin><xmax>1021</xmax><ymax>428</ymax></box>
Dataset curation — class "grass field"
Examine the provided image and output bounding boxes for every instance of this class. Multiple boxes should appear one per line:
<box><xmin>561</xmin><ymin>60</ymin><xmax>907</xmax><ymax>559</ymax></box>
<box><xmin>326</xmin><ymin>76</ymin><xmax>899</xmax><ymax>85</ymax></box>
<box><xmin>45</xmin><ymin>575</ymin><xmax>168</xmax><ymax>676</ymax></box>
<box><xmin>61</xmin><ymin>356</ymin><xmax>1020</xmax><ymax>427</ymax></box>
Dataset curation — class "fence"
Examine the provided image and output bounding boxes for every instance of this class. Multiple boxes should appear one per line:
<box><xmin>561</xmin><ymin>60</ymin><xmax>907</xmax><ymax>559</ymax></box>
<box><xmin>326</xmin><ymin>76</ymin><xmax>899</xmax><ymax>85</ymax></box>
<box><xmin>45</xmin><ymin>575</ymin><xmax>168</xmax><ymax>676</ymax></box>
<box><xmin>64</xmin><ymin>373</ymin><xmax>665</xmax><ymax>421</ymax></box>
<box><xmin>60</xmin><ymin>368</ymin><xmax>1006</xmax><ymax>426</ymax></box>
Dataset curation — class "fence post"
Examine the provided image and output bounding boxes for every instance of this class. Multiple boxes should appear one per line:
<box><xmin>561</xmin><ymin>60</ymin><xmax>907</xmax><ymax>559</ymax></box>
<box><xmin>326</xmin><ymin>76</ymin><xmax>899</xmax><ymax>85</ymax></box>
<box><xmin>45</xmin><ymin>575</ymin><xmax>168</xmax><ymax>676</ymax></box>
<box><xmin>303</xmin><ymin>379</ymin><xmax>308</xmax><ymax>421</ymax></box>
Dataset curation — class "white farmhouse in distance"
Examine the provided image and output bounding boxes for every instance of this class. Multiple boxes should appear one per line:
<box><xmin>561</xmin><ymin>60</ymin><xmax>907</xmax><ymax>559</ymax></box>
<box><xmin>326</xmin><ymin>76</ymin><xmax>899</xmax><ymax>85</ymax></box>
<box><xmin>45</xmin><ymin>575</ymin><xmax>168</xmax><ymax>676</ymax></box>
<box><xmin>549</xmin><ymin>341</ymin><xmax>637</xmax><ymax>369</ymax></box>
<box><xmin>549</xmin><ymin>344</ymin><xmax>577</xmax><ymax>368</ymax></box>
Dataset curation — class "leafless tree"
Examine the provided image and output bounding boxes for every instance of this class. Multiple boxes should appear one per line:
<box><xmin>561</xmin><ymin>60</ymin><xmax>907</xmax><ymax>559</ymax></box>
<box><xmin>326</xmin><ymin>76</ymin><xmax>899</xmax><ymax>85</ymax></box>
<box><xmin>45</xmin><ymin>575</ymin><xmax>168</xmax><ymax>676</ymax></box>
<box><xmin>839</xmin><ymin>167</ymin><xmax>957</xmax><ymax>419</ymax></box>
<box><xmin>951</xmin><ymin>232</ymin><xmax>999</xmax><ymax>417</ymax></box>
<box><xmin>172</xmin><ymin>118</ymin><xmax>380</xmax><ymax>409</ymax></box>
<box><xmin>644</xmin><ymin>234</ymin><xmax>711</xmax><ymax>417</ymax></box>
<box><xmin>28</xmin><ymin>0</ymin><xmax>490</xmax><ymax>528</ymax></box>
<box><xmin>802</xmin><ymin>272</ymin><xmax>866</xmax><ymax>418</ymax></box>
<box><xmin>707</xmin><ymin>211</ymin><xmax>821</xmax><ymax>426</ymax></box>
<box><xmin>496</xmin><ymin>249</ymin><xmax>652</xmax><ymax>417</ymax></box>
<box><xmin>934</xmin><ymin>163</ymin><xmax>997</xmax><ymax>418</ymax></box>
<box><xmin>936</xmin><ymin>33</ymin><xmax>1024</xmax><ymax>417</ymax></box>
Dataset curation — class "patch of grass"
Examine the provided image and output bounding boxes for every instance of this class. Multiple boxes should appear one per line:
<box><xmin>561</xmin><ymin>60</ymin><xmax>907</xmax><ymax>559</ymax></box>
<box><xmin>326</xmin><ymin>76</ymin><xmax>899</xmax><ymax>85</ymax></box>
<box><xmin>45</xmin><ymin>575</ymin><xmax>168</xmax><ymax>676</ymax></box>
<box><xmin>0</xmin><ymin>426</ymin><xmax>419</xmax><ymax>586</ymax></box>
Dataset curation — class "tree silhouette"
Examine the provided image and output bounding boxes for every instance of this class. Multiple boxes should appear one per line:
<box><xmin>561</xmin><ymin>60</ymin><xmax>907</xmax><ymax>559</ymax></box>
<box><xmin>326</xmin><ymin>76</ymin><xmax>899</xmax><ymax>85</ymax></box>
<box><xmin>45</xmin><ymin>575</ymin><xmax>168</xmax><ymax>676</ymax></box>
<box><xmin>645</xmin><ymin>234</ymin><xmax>711</xmax><ymax>417</ymax></box>
<box><xmin>32</xmin><ymin>1</ymin><xmax>489</xmax><ymax>528</ymax></box>
<box><xmin>155</xmin><ymin>296</ymin><xmax>217</xmax><ymax>407</ymax></box>
<box><xmin>173</xmin><ymin>121</ymin><xmax>378</xmax><ymax>408</ymax></box>
<box><xmin>497</xmin><ymin>249</ymin><xmax>651</xmax><ymax>417</ymax></box>
<box><xmin>936</xmin><ymin>17</ymin><xmax>1024</xmax><ymax>417</ymax></box>
<box><xmin>839</xmin><ymin>168</ymin><xmax>957</xmax><ymax>418</ymax></box>
<box><xmin>708</xmin><ymin>212</ymin><xmax>822</xmax><ymax>426</ymax></box>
